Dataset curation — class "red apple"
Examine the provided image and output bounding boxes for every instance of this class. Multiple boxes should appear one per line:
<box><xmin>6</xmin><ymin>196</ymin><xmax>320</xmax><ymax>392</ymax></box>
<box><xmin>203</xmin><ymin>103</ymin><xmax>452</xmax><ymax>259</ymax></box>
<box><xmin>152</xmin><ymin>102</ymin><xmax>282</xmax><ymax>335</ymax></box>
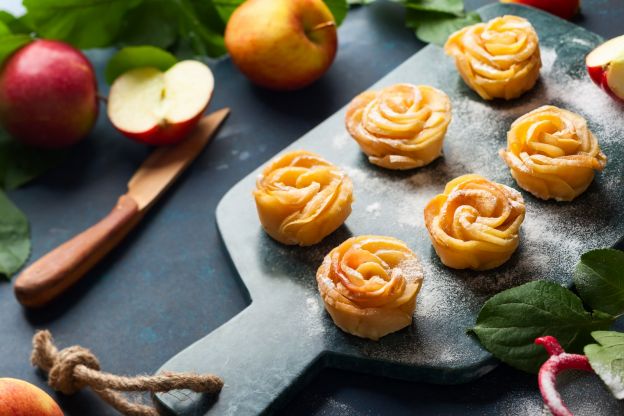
<box><xmin>0</xmin><ymin>378</ymin><xmax>63</xmax><ymax>416</ymax></box>
<box><xmin>225</xmin><ymin>0</ymin><xmax>338</xmax><ymax>90</ymax></box>
<box><xmin>0</xmin><ymin>39</ymin><xmax>99</xmax><ymax>148</ymax></box>
<box><xmin>586</xmin><ymin>34</ymin><xmax>624</xmax><ymax>103</ymax></box>
<box><xmin>500</xmin><ymin>0</ymin><xmax>580</xmax><ymax>20</ymax></box>
<box><xmin>107</xmin><ymin>60</ymin><xmax>214</xmax><ymax>146</ymax></box>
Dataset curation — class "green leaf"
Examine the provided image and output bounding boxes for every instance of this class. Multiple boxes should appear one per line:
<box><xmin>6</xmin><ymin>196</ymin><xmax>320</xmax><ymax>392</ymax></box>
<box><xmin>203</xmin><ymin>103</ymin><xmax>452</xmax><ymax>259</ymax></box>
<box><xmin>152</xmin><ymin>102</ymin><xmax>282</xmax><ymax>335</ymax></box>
<box><xmin>212</xmin><ymin>0</ymin><xmax>244</xmax><ymax>22</ymax></box>
<box><xmin>0</xmin><ymin>129</ymin><xmax>66</xmax><ymax>190</ymax></box>
<box><xmin>585</xmin><ymin>331</ymin><xmax>624</xmax><ymax>400</ymax></box>
<box><xmin>105</xmin><ymin>46</ymin><xmax>178</xmax><ymax>84</ymax></box>
<box><xmin>0</xmin><ymin>191</ymin><xmax>30</xmax><ymax>278</ymax></box>
<box><xmin>323</xmin><ymin>0</ymin><xmax>349</xmax><ymax>25</ymax></box>
<box><xmin>0</xmin><ymin>11</ymin><xmax>33</xmax><ymax>34</ymax></box>
<box><xmin>0</xmin><ymin>34</ymin><xmax>32</xmax><ymax>66</ymax></box>
<box><xmin>574</xmin><ymin>249</ymin><xmax>624</xmax><ymax>316</ymax></box>
<box><xmin>471</xmin><ymin>280</ymin><xmax>615</xmax><ymax>373</ymax></box>
<box><xmin>404</xmin><ymin>0</ymin><xmax>464</xmax><ymax>15</ymax></box>
<box><xmin>0</xmin><ymin>11</ymin><xmax>14</xmax><ymax>25</ymax></box>
<box><xmin>119</xmin><ymin>0</ymin><xmax>227</xmax><ymax>58</ymax></box>
<box><xmin>0</xmin><ymin>21</ymin><xmax>9</xmax><ymax>36</ymax></box>
<box><xmin>116</xmin><ymin>2</ymin><xmax>178</xmax><ymax>50</ymax></box>
<box><xmin>22</xmin><ymin>0</ymin><xmax>142</xmax><ymax>48</ymax></box>
<box><xmin>174</xmin><ymin>0</ymin><xmax>226</xmax><ymax>57</ymax></box>
<box><xmin>407</xmin><ymin>10</ymin><xmax>480</xmax><ymax>46</ymax></box>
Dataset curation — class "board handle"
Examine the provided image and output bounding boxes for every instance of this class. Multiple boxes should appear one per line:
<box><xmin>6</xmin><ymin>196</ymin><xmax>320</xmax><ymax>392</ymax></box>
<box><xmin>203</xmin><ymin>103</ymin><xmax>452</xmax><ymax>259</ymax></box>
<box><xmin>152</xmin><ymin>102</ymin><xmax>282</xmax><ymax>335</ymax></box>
<box><xmin>155</xmin><ymin>301</ymin><xmax>325</xmax><ymax>416</ymax></box>
<box><xmin>14</xmin><ymin>195</ymin><xmax>143</xmax><ymax>308</ymax></box>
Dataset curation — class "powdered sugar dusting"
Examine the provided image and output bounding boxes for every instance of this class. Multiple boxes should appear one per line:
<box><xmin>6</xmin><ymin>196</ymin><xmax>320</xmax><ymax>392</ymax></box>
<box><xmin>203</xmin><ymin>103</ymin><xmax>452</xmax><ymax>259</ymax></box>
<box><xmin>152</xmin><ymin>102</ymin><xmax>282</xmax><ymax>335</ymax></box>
<box><xmin>540</xmin><ymin>47</ymin><xmax>558</xmax><ymax>74</ymax></box>
<box><xmin>365</xmin><ymin>202</ymin><xmax>381</xmax><ymax>217</ymax></box>
<box><xmin>592</xmin><ymin>362</ymin><xmax>624</xmax><ymax>400</ymax></box>
<box><xmin>332</xmin><ymin>132</ymin><xmax>350</xmax><ymax>150</ymax></box>
<box><xmin>304</xmin><ymin>296</ymin><xmax>326</xmax><ymax>337</ymax></box>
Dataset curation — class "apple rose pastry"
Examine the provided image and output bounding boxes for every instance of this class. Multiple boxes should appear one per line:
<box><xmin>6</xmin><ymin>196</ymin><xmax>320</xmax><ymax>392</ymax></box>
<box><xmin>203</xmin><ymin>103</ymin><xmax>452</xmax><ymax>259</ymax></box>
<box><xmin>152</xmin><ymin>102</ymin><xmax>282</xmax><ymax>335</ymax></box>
<box><xmin>444</xmin><ymin>15</ymin><xmax>541</xmax><ymax>100</ymax></box>
<box><xmin>316</xmin><ymin>235</ymin><xmax>424</xmax><ymax>340</ymax></box>
<box><xmin>500</xmin><ymin>105</ymin><xmax>607</xmax><ymax>201</ymax></box>
<box><xmin>345</xmin><ymin>83</ymin><xmax>451</xmax><ymax>170</ymax></box>
<box><xmin>253</xmin><ymin>150</ymin><xmax>353</xmax><ymax>246</ymax></box>
<box><xmin>424</xmin><ymin>174</ymin><xmax>525</xmax><ymax>271</ymax></box>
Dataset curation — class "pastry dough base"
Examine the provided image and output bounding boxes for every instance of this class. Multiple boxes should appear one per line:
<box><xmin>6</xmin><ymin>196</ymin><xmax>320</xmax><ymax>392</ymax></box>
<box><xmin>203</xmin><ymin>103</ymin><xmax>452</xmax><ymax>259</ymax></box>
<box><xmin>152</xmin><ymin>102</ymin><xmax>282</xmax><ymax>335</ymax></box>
<box><xmin>320</xmin><ymin>289</ymin><xmax>420</xmax><ymax>341</ymax></box>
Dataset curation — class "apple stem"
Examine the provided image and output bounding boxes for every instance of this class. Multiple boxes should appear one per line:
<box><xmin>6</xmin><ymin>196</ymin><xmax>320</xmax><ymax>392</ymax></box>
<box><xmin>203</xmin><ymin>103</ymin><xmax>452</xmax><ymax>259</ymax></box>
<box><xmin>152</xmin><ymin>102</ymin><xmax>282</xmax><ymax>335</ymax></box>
<box><xmin>309</xmin><ymin>21</ymin><xmax>336</xmax><ymax>34</ymax></box>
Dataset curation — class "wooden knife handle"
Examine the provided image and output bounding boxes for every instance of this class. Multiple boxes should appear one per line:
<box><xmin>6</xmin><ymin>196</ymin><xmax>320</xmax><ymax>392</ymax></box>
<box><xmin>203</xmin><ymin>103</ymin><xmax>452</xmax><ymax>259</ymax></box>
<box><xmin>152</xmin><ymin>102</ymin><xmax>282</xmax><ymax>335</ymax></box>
<box><xmin>14</xmin><ymin>195</ymin><xmax>143</xmax><ymax>308</ymax></box>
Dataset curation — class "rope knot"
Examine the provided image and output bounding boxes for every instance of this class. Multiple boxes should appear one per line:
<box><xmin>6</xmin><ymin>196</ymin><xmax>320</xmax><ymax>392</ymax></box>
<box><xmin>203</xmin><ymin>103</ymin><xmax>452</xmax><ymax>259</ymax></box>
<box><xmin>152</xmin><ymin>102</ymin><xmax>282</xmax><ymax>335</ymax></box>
<box><xmin>49</xmin><ymin>345</ymin><xmax>101</xmax><ymax>394</ymax></box>
<box><xmin>31</xmin><ymin>330</ymin><xmax>100</xmax><ymax>394</ymax></box>
<box><xmin>30</xmin><ymin>330</ymin><xmax>223</xmax><ymax>416</ymax></box>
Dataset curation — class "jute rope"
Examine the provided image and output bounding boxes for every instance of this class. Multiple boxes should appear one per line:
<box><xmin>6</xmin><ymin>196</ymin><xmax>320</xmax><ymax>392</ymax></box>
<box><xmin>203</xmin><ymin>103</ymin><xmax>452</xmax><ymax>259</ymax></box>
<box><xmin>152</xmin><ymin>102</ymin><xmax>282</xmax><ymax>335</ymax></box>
<box><xmin>31</xmin><ymin>330</ymin><xmax>223</xmax><ymax>416</ymax></box>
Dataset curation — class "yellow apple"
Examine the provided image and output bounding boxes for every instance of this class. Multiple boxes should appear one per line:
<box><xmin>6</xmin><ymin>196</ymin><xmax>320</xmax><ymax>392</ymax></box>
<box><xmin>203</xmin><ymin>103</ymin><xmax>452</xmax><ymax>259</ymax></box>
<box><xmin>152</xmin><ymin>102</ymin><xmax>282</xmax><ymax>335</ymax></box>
<box><xmin>225</xmin><ymin>0</ymin><xmax>338</xmax><ymax>90</ymax></box>
<box><xmin>0</xmin><ymin>378</ymin><xmax>63</xmax><ymax>416</ymax></box>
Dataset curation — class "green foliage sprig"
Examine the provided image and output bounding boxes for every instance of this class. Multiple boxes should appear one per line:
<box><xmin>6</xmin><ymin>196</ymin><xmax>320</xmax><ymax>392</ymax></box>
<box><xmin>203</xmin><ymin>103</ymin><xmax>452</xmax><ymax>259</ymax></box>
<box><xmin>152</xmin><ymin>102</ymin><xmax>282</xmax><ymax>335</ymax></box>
<box><xmin>404</xmin><ymin>0</ymin><xmax>481</xmax><ymax>45</ymax></box>
<box><xmin>471</xmin><ymin>248</ymin><xmax>624</xmax><ymax>400</ymax></box>
<box><xmin>352</xmin><ymin>0</ymin><xmax>481</xmax><ymax>46</ymax></box>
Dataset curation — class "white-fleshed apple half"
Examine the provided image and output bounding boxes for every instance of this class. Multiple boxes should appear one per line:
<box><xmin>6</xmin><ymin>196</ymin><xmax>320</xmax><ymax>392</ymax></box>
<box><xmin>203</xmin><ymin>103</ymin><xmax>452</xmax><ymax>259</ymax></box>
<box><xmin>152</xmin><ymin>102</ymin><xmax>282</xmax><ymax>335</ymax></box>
<box><xmin>586</xmin><ymin>34</ymin><xmax>624</xmax><ymax>103</ymax></box>
<box><xmin>108</xmin><ymin>60</ymin><xmax>215</xmax><ymax>145</ymax></box>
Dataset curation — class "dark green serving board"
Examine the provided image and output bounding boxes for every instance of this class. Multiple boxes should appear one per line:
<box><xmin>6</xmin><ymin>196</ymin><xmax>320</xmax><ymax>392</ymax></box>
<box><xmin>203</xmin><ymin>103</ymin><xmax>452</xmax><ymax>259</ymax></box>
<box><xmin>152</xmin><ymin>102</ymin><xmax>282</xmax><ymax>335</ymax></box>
<box><xmin>156</xmin><ymin>4</ymin><xmax>624</xmax><ymax>415</ymax></box>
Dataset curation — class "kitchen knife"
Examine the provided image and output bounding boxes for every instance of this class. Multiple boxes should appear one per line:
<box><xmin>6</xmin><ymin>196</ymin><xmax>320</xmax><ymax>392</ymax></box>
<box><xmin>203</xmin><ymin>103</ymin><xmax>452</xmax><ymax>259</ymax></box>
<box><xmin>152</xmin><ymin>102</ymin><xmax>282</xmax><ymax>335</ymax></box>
<box><xmin>14</xmin><ymin>108</ymin><xmax>230</xmax><ymax>308</ymax></box>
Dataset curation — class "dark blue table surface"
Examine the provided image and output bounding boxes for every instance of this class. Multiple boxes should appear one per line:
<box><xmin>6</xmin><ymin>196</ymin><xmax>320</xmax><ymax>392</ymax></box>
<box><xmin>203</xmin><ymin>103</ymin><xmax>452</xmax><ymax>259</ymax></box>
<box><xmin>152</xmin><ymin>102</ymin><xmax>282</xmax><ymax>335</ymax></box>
<box><xmin>1</xmin><ymin>1</ymin><xmax>623</xmax><ymax>415</ymax></box>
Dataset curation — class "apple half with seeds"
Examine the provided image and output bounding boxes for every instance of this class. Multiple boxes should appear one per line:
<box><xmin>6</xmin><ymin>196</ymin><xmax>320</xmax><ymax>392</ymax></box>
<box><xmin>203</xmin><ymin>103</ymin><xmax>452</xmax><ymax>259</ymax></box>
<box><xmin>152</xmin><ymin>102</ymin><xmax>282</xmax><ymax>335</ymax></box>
<box><xmin>108</xmin><ymin>60</ymin><xmax>215</xmax><ymax>145</ymax></box>
<box><xmin>586</xmin><ymin>34</ymin><xmax>624</xmax><ymax>104</ymax></box>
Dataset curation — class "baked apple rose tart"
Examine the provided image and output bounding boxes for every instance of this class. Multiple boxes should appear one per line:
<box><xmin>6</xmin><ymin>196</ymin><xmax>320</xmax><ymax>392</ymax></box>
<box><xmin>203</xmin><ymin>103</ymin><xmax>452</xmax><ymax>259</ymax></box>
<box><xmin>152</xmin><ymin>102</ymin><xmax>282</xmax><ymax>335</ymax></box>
<box><xmin>345</xmin><ymin>83</ymin><xmax>451</xmax><ymax>170</ymax></box>
<box><xmin>424</xmin><ymin>174</ymin><xmax>526</xmax><ymax>271</ymax></box>
<box><xmin>500</xmin><ymin>105</ymin><xmax>607</xmax><ymax>201</ymax></box>
<box><xmin>444</xmin><ymin>15</ymin><xmax>541</xmax><ymax>100</ymax></box>
<box><xmin>253</xmin><ymin>150</ymin><xmax>353</xmax><ymax>246</ymax></box>
<box><xmin>316</xmin><ymin>235</ymin><xmax>424</xmax><ymax>340</ymax></box>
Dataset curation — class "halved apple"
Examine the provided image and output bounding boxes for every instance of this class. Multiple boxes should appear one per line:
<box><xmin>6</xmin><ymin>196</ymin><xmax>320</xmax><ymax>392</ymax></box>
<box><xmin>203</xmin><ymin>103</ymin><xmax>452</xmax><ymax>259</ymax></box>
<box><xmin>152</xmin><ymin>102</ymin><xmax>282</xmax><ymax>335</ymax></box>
<box><xmin>108</xmin><ymin>60</ymin><xmax>215</xmax><ymax>145</ymax></box>
<box><xmin>586</xmin><ymin>34</ymin><xmax>624</xmax><ymax>104</ymax></box>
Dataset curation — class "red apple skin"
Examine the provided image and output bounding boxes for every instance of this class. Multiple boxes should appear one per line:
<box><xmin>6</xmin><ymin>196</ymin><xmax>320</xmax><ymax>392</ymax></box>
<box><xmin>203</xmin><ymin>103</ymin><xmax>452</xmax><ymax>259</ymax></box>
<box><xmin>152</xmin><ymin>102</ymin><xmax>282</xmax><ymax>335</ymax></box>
<box><xmin>0</xmin><ymin>39</ymin><xmax>99</xmax><ymax>149</ymax></box>
<box><xmin>501</xmin><ymin>0</ymin><xmax>580</xmax><ymax>20</ymax></box>
<box><xmin>586</xmin><ymin>64</ymin><xmax>605</xmax><ymax>86</ymax></box>
<box><xmin>225</xmin><ymin>0</ymin><xmax>338</xmax><ymax>90</ymax></box>
<box><xmin>601</xmin><ymin>76</ymin><xmax>624</xmax><ymax>104</ymax></box>
<box><xmin>585</xmin><ymin>64</ymin><xmax>624</xmax><ymax>104</ymax></box>
<box><xmin>116</xmin><ymin>111</ymin><xmax>205</xmax><ymax>146</ymax></box>
<box><xmin>0</xmin><ymin>378</ymin><xmax>64</xmax><ymax>416</ymax></box>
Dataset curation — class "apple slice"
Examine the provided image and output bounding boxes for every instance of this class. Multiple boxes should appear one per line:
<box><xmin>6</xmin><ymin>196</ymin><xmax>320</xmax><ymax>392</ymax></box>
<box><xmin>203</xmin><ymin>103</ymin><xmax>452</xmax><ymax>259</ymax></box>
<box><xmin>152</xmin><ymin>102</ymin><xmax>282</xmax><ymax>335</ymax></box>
<box><xmin>108</xmin><ymin>60</ymin><xmax>214</xmax><ymax>145</ymax></box>
<box><xmin>605</xmin><ymin>55</ymin><xmax>624</xmax><ymax>100</ymax></box>
<box><xmin>586</xmin><ymin>34</ymin><xmax>624</xmax><ymax>104</ymax></box>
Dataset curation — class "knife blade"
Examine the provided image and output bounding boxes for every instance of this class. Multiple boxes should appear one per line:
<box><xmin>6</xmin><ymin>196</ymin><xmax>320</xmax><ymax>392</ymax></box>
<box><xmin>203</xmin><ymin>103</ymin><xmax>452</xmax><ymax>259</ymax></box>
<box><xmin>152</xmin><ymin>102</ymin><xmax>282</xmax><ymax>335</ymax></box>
<box><xmin>14</xmin><ymin>108</ymin><xmax>230</xmax><ymax>308</ymax></box>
